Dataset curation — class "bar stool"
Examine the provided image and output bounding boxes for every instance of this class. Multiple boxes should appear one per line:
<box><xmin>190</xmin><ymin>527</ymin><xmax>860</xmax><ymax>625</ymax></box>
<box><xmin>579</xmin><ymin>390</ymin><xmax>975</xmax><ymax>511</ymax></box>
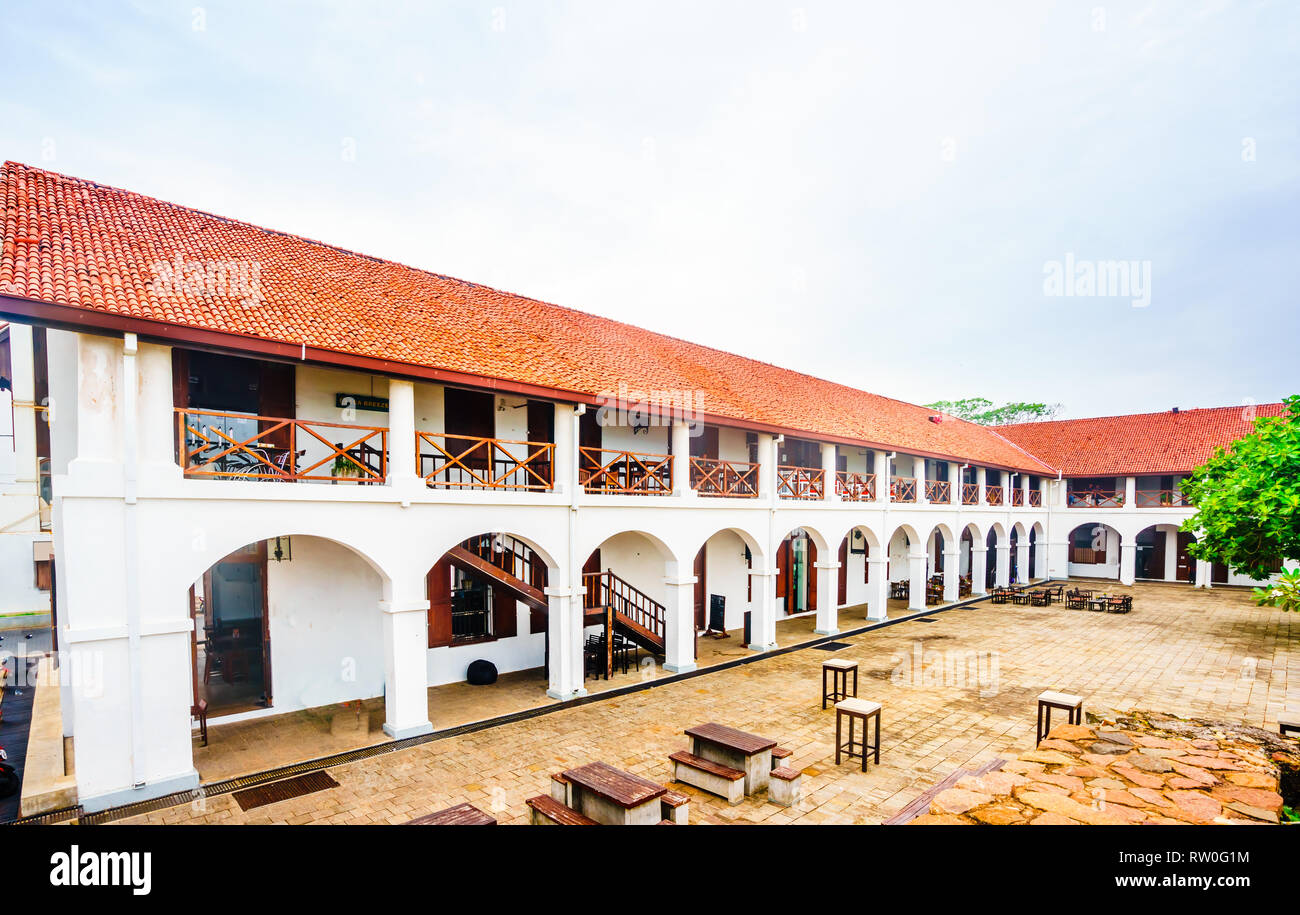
<box><xmin>834</xmin><ymin>698</ymin><xmax>881</xmax><ymax>772</ymax></box>
<box><xmin>822</xmin><ymin>657</ymin><xmax>859</xmax><ymax>709</ymax></box>
<box><xmin>1036</xmin><ymin>690</ymin><xmax>1083</xmax><ymax>744</ymax></box>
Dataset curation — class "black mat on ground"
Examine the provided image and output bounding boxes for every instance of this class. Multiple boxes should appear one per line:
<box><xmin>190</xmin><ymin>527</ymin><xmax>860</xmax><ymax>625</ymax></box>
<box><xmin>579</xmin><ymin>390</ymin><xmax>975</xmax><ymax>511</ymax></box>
<box><xmin>232</xmin><ymin>770</ymin><xmax>339</xmax><ymax>811</ymax></box>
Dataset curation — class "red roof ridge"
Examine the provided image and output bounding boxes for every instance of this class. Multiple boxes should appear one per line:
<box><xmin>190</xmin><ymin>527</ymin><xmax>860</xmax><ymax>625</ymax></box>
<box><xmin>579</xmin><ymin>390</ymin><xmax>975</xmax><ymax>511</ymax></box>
<box><xmin>1004</xmin><ymin>401</ymin><xmax>1286</xmax><ymax>430</ymax></box>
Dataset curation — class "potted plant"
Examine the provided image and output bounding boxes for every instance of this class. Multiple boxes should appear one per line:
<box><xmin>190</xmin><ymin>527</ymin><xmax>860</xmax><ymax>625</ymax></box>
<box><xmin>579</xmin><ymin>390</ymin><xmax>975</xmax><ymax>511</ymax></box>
<box><xmin>331</xmin><ymin>451</ymin><xmax>365</xmax><ymax>483</ymax></box>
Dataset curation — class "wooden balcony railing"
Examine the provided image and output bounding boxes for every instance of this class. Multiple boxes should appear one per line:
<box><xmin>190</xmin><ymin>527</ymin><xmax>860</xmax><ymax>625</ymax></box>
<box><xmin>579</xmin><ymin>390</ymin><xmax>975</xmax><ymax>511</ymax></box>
<box><xmin>777</xmin><ymin>465</ymin><xmax>825</xmax><ymax>500</ymax></box>
<box><xmin>890</xmin><ymin>477</ymin><xmax>917</xmax><ymax>503</ymax></box>
<box><xmin>178</xmin><ymin>409</ymin><xmax>387</xmax><ymax>483</ymax></box>
<box><xmin>1135</xmin><ymin>490</ymin><xmax>1189</xmax><ymax>508</ymax></box>
<box><xmin>1067</xmin><ymin>490</ymin><xmax>1123</xmax><ymax>508</ymax></box>
<box><xmin>985</xmin><ymin>485</ymin><xmax>1003</xmax><ymax>505</ymax></box>
<box><xmin>961</xmin><ymin>482</ymin><xmax>979</xmax><ymax>505</ymax></box>
<box><xmin>579</xmin><ymin>447</ymin><xmax>673</xmax><ymax>495</ymax></box>
<box><xmin>835</xmin><ymin>471</ymin><xmax>876</xmax><ymax>502</ymax></box>
<box><xmin>924</xmin><ymin>480</ymin><xmax>951</xmax><ymax>503</ymax></box>
<box><xmin>417</xmin><ymin>432</ymin><xmax>554</xmax><ymax>491</ymax></box>
<box><xmin>690</xmin><ymin>457</ymin><xmax>759</xmax><ymax>498</ymax></box>
<box><xmin>1011</xmin><ymin>488</ymin><xmax>1024</xmax><ymax>506</ymax></box>
<box><xmin>1029</xmin><ymin>490</ymin><xmax>1042</xmax><ymax>507</ymax></box>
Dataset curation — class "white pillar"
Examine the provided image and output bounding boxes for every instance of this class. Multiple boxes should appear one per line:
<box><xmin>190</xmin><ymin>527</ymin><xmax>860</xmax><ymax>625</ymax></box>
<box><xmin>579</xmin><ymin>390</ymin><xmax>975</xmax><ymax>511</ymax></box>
<box><xmin>664</xmin><ymin>576</ymin><xmax>698</xmax><ymax>672</ymax></box>
<box><xmin>70</xmin><ymin>334</ymin><xmax>123</xmax><ymax>484</ymax></box>
<box><xmin>873</xmin><ymin>450</ymin><xmax>889</xmax><ymax>505</ymax></box>
<box><xmin>546</xmin><ymin>587</ymin><xmax>586</xmax><ymax>698</ymax></box>
<box><xmin>671</xmin><ymin>420</ymin><xmax>694</xmax><ymax>498</ymax></box>
<box><xmin>1119</xmin><ymin>540</ymin><xmax>1136</xmax><ymax>585</ymax></box>
<box><xmin>908</xmin><ymin>550</ymin><xmax>927</xmax><ymax>611</ymax></box>
<box><xmin>1034</xmin><ymin>538</ymin><xmax>1049</xmax><ymax>579</ymax></box>
<box><xmin>381</xmin><ymin>593</ymin><xmax>434</xmax><ymax>739</ymax></box>
<box><xmin>995</xmin><ymin>543</ymin><xmax>1010</xmax><ymax>588</ymax></box>
<box><xmin>748</xmin><ymin>568</ymin><xmax>778</xmax><ymax>650</ymax></box>
<box><xmin>866</xmin><ymin>558</ymin><xmax>889</xmax><ymax>620</ymax></box>
<box><xmin>1123</xmin><ymin>475</ymin><xmax>1136</xmax><ymax>509</ymax></box>
<box><xmin>386</xmin><ymin>378</ymin><xmax>420</xmax><ymax>494</ymax></box>
<box><xmin>1016</xmin><ymin>542</ymin><xmax>1030</xmax><ymax>583</ymax></box>
<box><xmin>1194</xmin><ymin>558</ymin><xmax>1211</xmax><ymax>588</ymax></box>
<box><xmin>554</xmin><ymin>404</ymin><xmax>578</xmax><ymax>496</ymax></box>
<box><xmin>135</xmin><ymin>342</ymin><xmax>181</xmax><ymax>478</ymax></box>
<box><xmin>814</xmin><ymin>560</ymin><xmax>839</xmax><ymax>634</ymax></box>
<box><xmin>977</xmin><ymin>466</ymin><xmax>987</xmax><ymax>505</ymax></box>
<box><xmin>943</xmin><ymin>549</ymin><xmax>960</xmax><ymax>602</ymax></box>
<box><xmin>914</xmin><ymin>458</ymin><xmax>928</xmax><ymax>505</ymax></box>
<box><xmin>5</xmin><ymin>323</ymin><xmax>38</xmax><ymax>485</ymax></box>
<box><xmin>970</xmin><ymin>545</ymin><xmax>988</xmax><ymax>595</ymax></box>
<box><xmin>821</xmin><ymin>444</ymin><xmax>839</xmax><ymax>502</ymax></box>
<box><xmin>947</xmin><ymin>461</ymin><xmax>960</xmax><ymax>504</ymax></box>
<box><xmin>759</xmin><ymin>434</ymin><xmax>778</xmax><ymax>501</ymax></box>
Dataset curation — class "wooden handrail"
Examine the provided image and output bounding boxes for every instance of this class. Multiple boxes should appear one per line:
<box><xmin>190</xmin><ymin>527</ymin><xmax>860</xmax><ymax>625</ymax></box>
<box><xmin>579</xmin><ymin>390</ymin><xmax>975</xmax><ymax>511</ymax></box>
<box><xmin>1029</xmin><ymin>490</ymin><xmax>1042</xmax><ymax>507</ymax></box>
<box><xmin>1067</xmin><ymin>489</ymin><xmax>1123</xmax><ymax>507</ymax></box>
<box><xmin>835</xmin><ymin>471</ymin><xmax>876</xmax><ymax>502</ymax></box>
<box><xmin>777</xmin><ymin>465</ymin><xmax>824</xmax><ymax>500</ymax></box>
<box><xmin>1134</xmin><ymin>489</ymin><xmax>1188</xmax><ymax>508</ymax></box>
<box><xmin>417</xmin><ymin>432</ymin><xmax>555</xmax><ymax>491</ymax></box>
<box><xmin>579</xmin><ymin>447</ymin><xmax>673</xmax><ymax>495</ymax></box>
<box><xmin>177</xmin><ymin>408</ymin><xmax>387</xmax><ymax>483</ymax></box>
<box><xmin>890</xmin><ymin>476</ymin><xmax>916</xmax><ymax>502</ymax></box>
<box><xmin>985</xmin><ymin>485</ymin><xmax>1004</xmax><ymax>505</ymax></box>
<box><xmin>924</xmin><ymin>480</ymin><xmax>951</xmax><ymax>503</ymax></box>
<box><xmin>1011</xmin><ymin>488</ymin><xmax>1024</xmax><ymax>506</ymax></box>
<box><xmin>461</xmin><ymin>533</ymin><xmax>549</xmax><ymax>591</ymax></box>
<box><xmin>961</xmin><ymin>482</ymin><xmax>979</xmax><ymax>505</ymax></box>
<box><xmin>690</xmin><ymin>457</ymin><xmax>759</xmax><ymax>498</ymax></box>
<box><xmin>583</xmin><ymin>570</ymin><xmax>666</xmax><ymax>641</ymax></box>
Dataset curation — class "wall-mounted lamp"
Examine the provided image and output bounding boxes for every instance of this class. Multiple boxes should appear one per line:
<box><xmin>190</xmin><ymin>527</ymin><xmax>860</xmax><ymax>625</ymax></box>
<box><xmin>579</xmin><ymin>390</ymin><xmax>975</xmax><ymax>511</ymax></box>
<box><xmin>271</xmin><ymin>536</ymin><xmax>292</xmax><ymax>562</ymax></box>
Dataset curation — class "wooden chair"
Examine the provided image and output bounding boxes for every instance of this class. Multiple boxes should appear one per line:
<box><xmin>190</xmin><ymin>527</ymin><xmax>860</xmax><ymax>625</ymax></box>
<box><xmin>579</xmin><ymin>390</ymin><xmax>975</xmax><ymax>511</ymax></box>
<box><xmin>1065</xmin><ymin>590</ymin><xmax>1089</xmax><ymax>610</ymax></box>
<box><xmin>191</xmin><ymin>699</ymin><xmax>209</xmax><ymax>747</ymax></box>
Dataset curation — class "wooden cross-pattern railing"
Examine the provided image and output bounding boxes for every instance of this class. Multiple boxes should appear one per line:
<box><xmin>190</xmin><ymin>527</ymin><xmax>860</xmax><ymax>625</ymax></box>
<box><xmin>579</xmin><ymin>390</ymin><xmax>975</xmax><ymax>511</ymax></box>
<box><xmin>579</xmin><ymin>447</ymin><xmax>673</xmax><ymax>495</ymax></box>
<box><xmin>985</xmin><ymin>485</ymin><xmax>1004</xmax><ymax>505</ymax></box>
<box><xmin>690</xmin><ymin>457</ymin><xmax>759</xmax><ymax>498</ymax></box>
<box><xmin>924</xmin><ymin>480</ymin><xmax>951</xmax><ymax>503</ymax></box>
<box><xmin>1011</xmin><ymin>488</ymin><xmax>1025</xmax><ymax>506</ymax></box>
<box><xmin>1067</xmin><ymin>489</ymin><xmax>1122</xmax><ymax>508</ymax></box>
<box><xmin>417</xmin><ymin>432</ymin><xmax>555</xmax><ymax>491</ymax></box>
<box><xmin>835</xmin><ymin>471</ymin><xmax>876</xmax><ymax>502</ymax></box>
<box><xmin>1135</xmin><ymin>490</ymin><xmax>1188</xmax><ymax>508</ymax></box>
<box><xmin>583</xmin><ymin>570</ymin><xmax>666</xmax><ymax>644</ymax></box>
<box><xmin>1029</xmin><ymin>490</ymin><xmax>1042</xmax><ymax>507</ymax></box>
<box><xmin>961</xmin><ymin>482</ymin><xmax>979</xmax><ymax>505</ymax></box>
<box><xmin>777</xmin><ymin>465</ymin><xmax>824</xmax><ymax>500</ymax></box>
<box><xmin>177</xmin><ymin>409</ymin><xmax>387</xmax><ymax>483</ymax></box>
<box><xmin>890</xmin><ymin>477</ymin><xmax>916</xmax><ymax>502</ymax></box>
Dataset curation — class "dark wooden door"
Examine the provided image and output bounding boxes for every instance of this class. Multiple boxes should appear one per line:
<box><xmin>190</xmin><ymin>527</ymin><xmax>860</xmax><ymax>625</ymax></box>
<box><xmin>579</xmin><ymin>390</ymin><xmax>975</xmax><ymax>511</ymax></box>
<box><xmin>526</xmin><ymin>400</ymin><xmax>555</xmax><ymax>486</ymax></box>
<box><xmin>1149</xmin><ymin>531</ymin><xmax>1167</xmax><ymax>580</ymax></box>
<box><xmin>807</xmin><ymin>537</ymin><xmax>818</xmax><ymax>613</ymax></box>
<box><xmin>579</xmin><ymin>406</ymin><xmax>602</xmax><ymax>478</ymax></box>
<box><xmin>693</xmin><ymin>544</ymin><xmax>707</xmax><ymax>629</ymax></box>
<box><xmin>444</xmin><ymin>388</ymin><xmax>495</xmax><ymax>469</ymax></box>
<box><xmin>837</xmin><ymin>539</ymin><xmax>848</xmax><ymax>606</ymax></box>
<box><xmin>776</xmin><ymin>538</ymin><xmax>791</xmax><ymax>612</ymax></box>
<box><xmin>1175</xmin><ymin>532</ymin><xmax>1195</xmax><ymax>582</ymax></box>
<box><xmin>690</xmin><ymin>425</ymin><xmax>719</xmax><ymax>460</ymax></box>
<box><xmin>427</xmin><ymin>557</ymin><xmax>454</xmax><ymax>648</ymax></box>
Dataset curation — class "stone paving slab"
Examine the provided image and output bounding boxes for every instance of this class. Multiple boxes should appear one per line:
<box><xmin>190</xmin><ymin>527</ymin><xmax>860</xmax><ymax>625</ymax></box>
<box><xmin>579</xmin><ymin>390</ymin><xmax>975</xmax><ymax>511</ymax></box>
<box><xmin>124</xmin><ymin>582</ymin><xmax>1298</xmax><ymax>825</ymax></box>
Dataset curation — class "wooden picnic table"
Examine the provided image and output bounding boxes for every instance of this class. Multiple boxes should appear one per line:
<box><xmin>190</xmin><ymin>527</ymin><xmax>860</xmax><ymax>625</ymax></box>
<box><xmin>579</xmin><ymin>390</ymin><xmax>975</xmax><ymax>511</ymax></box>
<box><xmin>686</xmin><ymin>722</ymin><xmax>778</xmax><ymax>795</ymax></box>
<box><xmin>560</xmin><ymin>761</ymin><xmax>667</xmax><ymax>825</ymax></box>
<box><xmin>405</xmin><ymin>802</ymin><xmax>496</xmax><ymax>825</ymax></box>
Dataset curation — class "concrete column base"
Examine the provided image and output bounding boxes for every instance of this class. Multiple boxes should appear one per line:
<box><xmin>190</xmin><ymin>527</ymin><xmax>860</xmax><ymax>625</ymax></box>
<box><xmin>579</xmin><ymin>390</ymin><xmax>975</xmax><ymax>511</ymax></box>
<box><xmin>814</xmin><ymin>628</ymin><xmax>840</xmax><ymax>636</ymax></box>
<box><xmin>664</xmin><ymin>662</ymin><xmax>697</xmax><ymax>674</ymax></box>
<box><xmin>79</xmin><ymin>767</ymin><xmax>200</xmax><ymax>815</ymax></box>
<box><xmin>383</xmin><ymin>720</ymin><xmax>434</xmax><ymax>740</ymax></box>
<box><xmin>546</xmin><ymin>687</ymin><xmax>589</xmax><ymax>700</ymax></box>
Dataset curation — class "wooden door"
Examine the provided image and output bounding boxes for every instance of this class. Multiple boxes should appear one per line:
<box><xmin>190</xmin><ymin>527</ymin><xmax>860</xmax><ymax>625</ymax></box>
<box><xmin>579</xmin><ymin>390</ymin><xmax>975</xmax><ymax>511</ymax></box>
<box><xmin>427</xmin><ymin>557</ymin><xmax>454</xmax><ymax>647</ymax></box>
<box><xmin>693</xmin><ymin>544</ymin><xmax>707</xmax><ymax>629</ymax></box>
<box><xmin>444</xmin><ymin>388</ymin><xmax>495</xmax><ymax>470</ymax></box>
<box><xmin>579</xmin><ymin>407</ymin><xmax>602</xmax><ymax>478</ymax></box>
<box><xmin>776</xmin><ymin>538</ymin><xmax>791</xmax><ymax>613</ymax></box>
<box><xmin>582</xmin><ymin>549</ymin><xmax>602</xmax><ymax>608</ymax></box>
<box><xmin>807</xmin><ymin>538</ymin><xmax>818</xmax><ymax>613</ymax></box>
<box><xmin>837</xmin><ymin>539</ymin><xmax>848</xmax><ymax>606</ymax></box>
<box><xmin>690</xmin><ymin>425</ymin><xmax>720</xmax><ymax>460</ymax></box>
<box><xmin>258</xmin><ymin>542</ymin><xmax>272</xmax><ymax>705</ymax></box>
<box><xmin>526</xmin><ymin>400</ymin><xmax>555</xmax><ymax>486</ymax></box>
<box><xmin>1175</xmin><ymin>532</ymin><xmax>1195</xmax><ymax>582</ymax></box>
<box><xmin>1149</xmin><ymin>531</ymin><xmax>1167</xmax><ymax>580</ymax></box>
<box><xmin>258</xmin><ymin>361</ymin><xmax>296</xmax><ymax>449</ymax></box>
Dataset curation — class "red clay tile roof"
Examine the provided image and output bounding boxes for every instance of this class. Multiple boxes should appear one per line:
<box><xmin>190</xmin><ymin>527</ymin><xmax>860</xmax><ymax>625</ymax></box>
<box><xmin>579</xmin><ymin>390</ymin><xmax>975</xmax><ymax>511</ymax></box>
<box><xmin>997</xmin><ymin>403</ymin><xmax>1288</xmax><ymax>476</ymax></box>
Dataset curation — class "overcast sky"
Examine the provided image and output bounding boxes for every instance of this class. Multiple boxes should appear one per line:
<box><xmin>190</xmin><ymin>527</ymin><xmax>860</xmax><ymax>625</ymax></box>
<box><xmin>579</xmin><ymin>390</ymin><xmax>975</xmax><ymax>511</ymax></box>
<box><xmin>2</xmin><ymin>0</ymin><xmax>1296</xmax><ymax>418</ymax></box>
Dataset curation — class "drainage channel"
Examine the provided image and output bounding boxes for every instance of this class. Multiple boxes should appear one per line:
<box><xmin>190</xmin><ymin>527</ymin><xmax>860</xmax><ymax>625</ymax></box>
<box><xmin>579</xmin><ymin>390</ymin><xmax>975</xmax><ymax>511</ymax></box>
<box><xmin>12</xmin><ymin>589</ymin><xmax>1004</xmax><ymax>825</ymax></box>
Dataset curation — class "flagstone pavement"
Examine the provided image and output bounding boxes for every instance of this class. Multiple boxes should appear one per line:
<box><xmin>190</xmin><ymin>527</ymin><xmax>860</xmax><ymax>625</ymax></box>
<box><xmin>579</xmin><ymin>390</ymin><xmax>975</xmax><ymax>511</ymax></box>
<box><xmin>125</xmin><ymin>582</ymin><xmax>1297</xmax><ymax>825</ymax></box>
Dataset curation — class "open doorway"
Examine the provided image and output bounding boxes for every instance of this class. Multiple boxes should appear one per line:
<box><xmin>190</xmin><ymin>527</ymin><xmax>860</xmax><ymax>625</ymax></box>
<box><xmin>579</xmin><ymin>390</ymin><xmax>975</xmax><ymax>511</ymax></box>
<box><xmin>192</xmin><ymin>542</ymin><xmax>272</xmax><ymax>716</ymax></box>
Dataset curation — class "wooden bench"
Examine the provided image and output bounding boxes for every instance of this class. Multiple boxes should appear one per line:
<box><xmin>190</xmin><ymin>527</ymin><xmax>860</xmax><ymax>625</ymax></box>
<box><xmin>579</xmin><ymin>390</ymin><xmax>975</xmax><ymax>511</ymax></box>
<box><xmin>770</xmin><ymin>746</ymin><xmax>792</xmax><ymax>770</ymax></box>
<box><xmin>660</xmin><ymin>789</ymin><xmax>690</xmax><ymax>824</ymax></box>
<box><xmin>769</xmin><ymin>766</ymin><xmax>803</xmax><ymax>807</ymax></box>
<box><xmin>405</xmin><ymin>802</ymin><xmax>496</xmax><ymax>825</ymax></box>
<box><xmin>1037</xmin><ymin>690</ymin><xmax>1083</xmax><ymax>744</ymax></box>
<box><xmin>560</xmin><ymin>761</ymin><xmax>667</xmax><ymax>825</ymax></box>
<box><xmin>670</xmin><ymin>750</ymin><xmax>745</xmax><ymax>805</ymax></box>
<box><xmin>1278</xmin><ymin>714</ymin><xmax>1300</xmax><ymax>738</ymax></box>
<box><xmin>526</xmin><ymin>794</ymin><xmax>599</xmax><ymax>825</ymax></box>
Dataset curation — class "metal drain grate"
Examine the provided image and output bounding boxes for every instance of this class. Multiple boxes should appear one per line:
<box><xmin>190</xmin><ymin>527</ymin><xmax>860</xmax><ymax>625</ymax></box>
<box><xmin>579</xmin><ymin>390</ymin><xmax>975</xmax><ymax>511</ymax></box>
<box><xmin>232</xmin><ymin>771</ymin><xmax>339</xmax><ymax>811</ymax></box>
<box><xmin>812</xmin><ymin>642</ymin><xmax>851</xmax><ymax>651</ymax></box>
<box><xmin>916</xmin><ymin>617</ymin><xmax>940</xmax><ymax>623</ymax></box>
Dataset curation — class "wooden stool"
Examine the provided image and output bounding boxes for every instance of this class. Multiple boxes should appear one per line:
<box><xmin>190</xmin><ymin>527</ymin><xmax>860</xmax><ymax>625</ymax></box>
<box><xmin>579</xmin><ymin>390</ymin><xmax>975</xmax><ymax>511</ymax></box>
<box><xmin>191</xmin><ymin>699</ymin><xmax>208</xmax><ymax>747</ymax></box>
<box><xmin>1036</xmin><ymin>690</ymin><xmax>1083</xmax><ymax>744</ymax></box>
<box><xmin>822</xmin><ymin>658</ymin><xmax>859</xmax><ymax>709</ymax></box>
<box><xmin>834</xmin><ymin>698</ymin><xmax>881</xmax><ymax>772</ymax></box>
<box><xmin>1279</xmin><ymin>714</ymin><xmax>1300</xmax><ymax>738</ymax></box>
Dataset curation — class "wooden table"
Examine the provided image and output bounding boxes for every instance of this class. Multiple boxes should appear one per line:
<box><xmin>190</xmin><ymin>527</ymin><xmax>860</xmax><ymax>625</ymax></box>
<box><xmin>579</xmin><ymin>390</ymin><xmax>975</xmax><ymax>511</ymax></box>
<box><xmin>685</xmin><ymin>722</ymin><xmax>777</xmax><ymax>795</ymax></box>
<box><xmin>559</xmin><ymin>761</ymin><xmax>667</xmax><ymax>825</ymax></box>
<box><xmin>405</xmin><ymin>802</ymin><xmax>496</xmax><ymax>825</ymax></box>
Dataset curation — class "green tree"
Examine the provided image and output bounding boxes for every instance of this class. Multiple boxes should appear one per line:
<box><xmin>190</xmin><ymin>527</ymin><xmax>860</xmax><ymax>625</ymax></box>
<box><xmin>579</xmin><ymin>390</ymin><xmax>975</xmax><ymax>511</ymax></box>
<box><xmin>925</xmin><ymin>398</ymin><xmax>1062</xmax><ymax>426</ymax></box>
<box><xmin>1180</xmin><ymin>395</ymin><xmax>1300</xmax><ymax>594</ymax></box>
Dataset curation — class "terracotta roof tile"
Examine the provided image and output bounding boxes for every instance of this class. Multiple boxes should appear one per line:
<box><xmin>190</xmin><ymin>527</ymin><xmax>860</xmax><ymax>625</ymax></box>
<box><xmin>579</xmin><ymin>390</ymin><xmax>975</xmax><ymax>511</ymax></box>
<box><xmin>998</xmin><ymin>403</ymin><xmax>1287</xmax><ymax>476</ymax></box>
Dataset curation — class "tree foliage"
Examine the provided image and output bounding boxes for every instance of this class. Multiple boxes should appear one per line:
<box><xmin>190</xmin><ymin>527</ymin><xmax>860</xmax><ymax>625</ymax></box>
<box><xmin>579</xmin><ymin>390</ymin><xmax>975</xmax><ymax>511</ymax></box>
<box><xmin>925</xmin><ymin>398</ymin><xmax>1062</xmax><ymax>426</ymax></box>
<box><xmin>1180</xmin><ymin>395</ymin><xmax>1300</xmax><ymax>588</ymax></box>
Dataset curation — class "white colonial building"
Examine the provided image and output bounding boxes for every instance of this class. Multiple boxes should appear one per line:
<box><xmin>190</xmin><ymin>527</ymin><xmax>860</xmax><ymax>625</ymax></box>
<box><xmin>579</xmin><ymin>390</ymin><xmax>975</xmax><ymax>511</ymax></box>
<box><xmin>0</xmin><ymin>162</ymin><xmax>1288</xmax><ymax>814</ymax></box>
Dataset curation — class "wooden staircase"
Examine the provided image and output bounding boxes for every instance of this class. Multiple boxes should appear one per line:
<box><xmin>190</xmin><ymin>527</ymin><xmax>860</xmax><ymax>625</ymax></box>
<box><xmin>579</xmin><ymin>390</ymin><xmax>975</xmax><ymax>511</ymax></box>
<box><xmin>448</xmin><ymin>535</ymin><xmax>548</xmax><ymax>612</ymax></box>
<box><xmin>583</xmin><ymin>570</ymin><xmax>667</xmax><ymax>659</ymax></box>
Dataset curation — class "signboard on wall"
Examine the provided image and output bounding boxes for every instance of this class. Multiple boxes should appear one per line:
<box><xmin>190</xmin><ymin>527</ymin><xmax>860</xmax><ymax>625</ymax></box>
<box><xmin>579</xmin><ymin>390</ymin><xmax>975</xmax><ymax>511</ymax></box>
<box><xmin>335</xmin><ymin>393</ymin><xmax>389</xmax><ymax>413</ymax></box>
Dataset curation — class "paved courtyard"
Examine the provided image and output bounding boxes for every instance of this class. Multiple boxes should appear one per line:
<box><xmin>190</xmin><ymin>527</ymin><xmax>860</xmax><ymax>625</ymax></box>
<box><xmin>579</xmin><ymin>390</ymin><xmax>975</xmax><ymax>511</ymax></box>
<box><xmin>127</xmin><ymin>582</ymin><xmax>1298</xmax><ymax>825</ymax></box>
